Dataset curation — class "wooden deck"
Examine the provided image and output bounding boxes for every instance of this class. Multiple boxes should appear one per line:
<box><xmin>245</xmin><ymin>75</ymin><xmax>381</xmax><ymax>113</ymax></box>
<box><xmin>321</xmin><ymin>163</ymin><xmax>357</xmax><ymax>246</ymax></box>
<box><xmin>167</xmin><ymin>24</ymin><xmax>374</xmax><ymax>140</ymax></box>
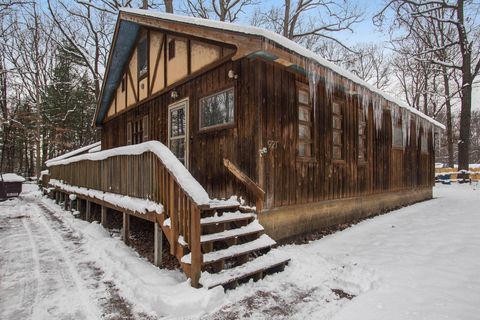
<box><xmin>45</xmin><ymin>142</ymin><xmax>289</xmax><ymax>289</ymax></box>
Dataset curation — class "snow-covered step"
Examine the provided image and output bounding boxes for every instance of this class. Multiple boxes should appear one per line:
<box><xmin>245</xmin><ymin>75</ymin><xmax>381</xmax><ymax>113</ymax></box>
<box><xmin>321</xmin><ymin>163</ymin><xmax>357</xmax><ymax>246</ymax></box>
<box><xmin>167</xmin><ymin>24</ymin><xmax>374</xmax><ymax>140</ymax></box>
<box><xmin>200</xmin><ymin>220</ymin><xmax>263</xmax><ymax>244</ymax></box>
<box><xmin>182</xmin><ymin>234</ymin><xmax>276</xmax><ymax>265</ymax></box>
<box><xmin>200</xmin><ymin>211</ymin><xmax>254</xmax><ymax>226</ymax></box>
<box><xmin>199</xmin><ymin>250</ymin><xmax>290</xmax><ymax>289</ymax></box>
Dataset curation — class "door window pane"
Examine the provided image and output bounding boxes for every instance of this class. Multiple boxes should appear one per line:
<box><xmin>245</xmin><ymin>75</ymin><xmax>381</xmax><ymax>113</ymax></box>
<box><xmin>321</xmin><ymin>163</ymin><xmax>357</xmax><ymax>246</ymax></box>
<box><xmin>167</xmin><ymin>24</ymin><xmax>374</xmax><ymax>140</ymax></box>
<box><xmin>170</xmin><ymin>108</ymin><xmax>185</xmax><ymax>137</ymax></box>
<box><xmin>170</xmin><ymin>138</ymin><xmax>185</xmax><ymax>164</ymax></box>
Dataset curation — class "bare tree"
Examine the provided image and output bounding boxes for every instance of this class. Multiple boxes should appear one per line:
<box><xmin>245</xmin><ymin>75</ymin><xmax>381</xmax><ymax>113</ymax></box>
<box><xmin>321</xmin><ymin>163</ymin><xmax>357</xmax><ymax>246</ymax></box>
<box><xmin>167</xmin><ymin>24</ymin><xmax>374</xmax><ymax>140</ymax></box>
<box><xmin>252</xmin><ymin>0</ymin><xmax>363</xmax><ymax>51</ymax></box>
<box><xmin>375</xmin><ymin>0</ymin><xmax>480</xmax><ymax>171</ymax></box>
<box><xmin>46</xmin><ymin>0</ymin><xmax>164</xmax><ymax>99</ymax></box>
<box><xmin>2</xmin><ymin>2</ymin><xmax>57</xmax><ymax>177</ymax></box>
<box><xmin>342</xmin><ymin>43</ymin><xmax>391</xmax><ymax>91</ymax></box>
<box><xmin>182</xmin><ymin>0</ymin><xmax>256</xmax><ymax>22</ymax></box>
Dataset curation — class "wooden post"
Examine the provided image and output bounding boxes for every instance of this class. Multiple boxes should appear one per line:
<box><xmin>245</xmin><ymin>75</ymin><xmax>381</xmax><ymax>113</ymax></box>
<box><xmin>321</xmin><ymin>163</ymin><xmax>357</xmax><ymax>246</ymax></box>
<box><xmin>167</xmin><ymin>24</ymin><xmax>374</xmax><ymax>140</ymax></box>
<box><xmin>154</xmin><ymin>222</ymin><xmax>163</xmax><ymax>267</ymax></box>
<box><xmin>190</xmin><ymin>205</ymin><xmax>202</xmax><ymax>288</ymax></box>
<box><xmin>85</xmin><ymin>201</ymin><xmax>91</xmax><ymax>222</ymax></box>
<box><xmin>55</xmin><ymin>191</ymin><xmax>59</xmax><ymax>204</ymax></box>
<box><xmin>169</xmin><ymin>176</ymin><xmax>176</xmax><ymax>255</ymax></box>
<box><xmin>65</xmin><ymin>194</ymin><xmax>70</xmax><ymax>211</ymax></box>
<box><xmin>101</xmin><ymin>206</ymin><xmax>107</xmax><ymax>227</ymax></box>
<box><xmin>122</xmin><ymin>211</ymin><xmax>130</xmax><ymax>246</ymax></box>
<box><xmin>76</xmin><ymin>198</ymin><xmax>81</xmax><ymax>213</ymax></box>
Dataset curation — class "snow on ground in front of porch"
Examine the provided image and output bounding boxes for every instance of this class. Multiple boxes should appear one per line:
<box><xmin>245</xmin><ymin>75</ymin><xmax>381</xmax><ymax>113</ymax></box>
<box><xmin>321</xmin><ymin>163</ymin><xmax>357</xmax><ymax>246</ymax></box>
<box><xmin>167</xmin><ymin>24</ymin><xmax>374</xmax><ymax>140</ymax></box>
<box><xmin>206</xmin><ymin>183</ymin><xmax>480</xmax><ymax>319</ymax></box>
<box><xmin>1</xmin><ymin>183</ymin><xmax>479</xmax><ymax>319</ymax></box>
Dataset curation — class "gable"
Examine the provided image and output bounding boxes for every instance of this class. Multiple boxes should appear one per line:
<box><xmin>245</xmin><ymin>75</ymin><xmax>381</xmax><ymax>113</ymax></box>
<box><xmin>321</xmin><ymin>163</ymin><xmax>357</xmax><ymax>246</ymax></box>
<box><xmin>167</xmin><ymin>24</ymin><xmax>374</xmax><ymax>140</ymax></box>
<box><xmin>102</xmin><ymin>27</ymin><xmax>234</xmax><ymax>123</ymax></box>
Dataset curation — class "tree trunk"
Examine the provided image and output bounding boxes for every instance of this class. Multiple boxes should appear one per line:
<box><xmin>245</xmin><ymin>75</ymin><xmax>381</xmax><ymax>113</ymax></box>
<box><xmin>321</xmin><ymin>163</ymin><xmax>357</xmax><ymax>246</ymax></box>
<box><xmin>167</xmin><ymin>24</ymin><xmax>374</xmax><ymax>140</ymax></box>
<box><xmin>283</xmin><ymin>0</ymin><xmax>290</xmax><ymax>38</ymax></box>
<box><xmin>442</xmin><ymin>68</ymin><xmax>454</xmax><ymax>167</ymax></box>
<box><xmin>456</xmin><ymin>0</ymin><xmax>471</xmax><ymax>171</ymax></box>
<box><xmin>458</xmin><ymin>72</ymin><xmax>472</xmax><ymax>171</ymax></box>
<box><xmin>164</xmin><ymin>0</ymin><xmax>173</xmax><ymax>13</ymax></box>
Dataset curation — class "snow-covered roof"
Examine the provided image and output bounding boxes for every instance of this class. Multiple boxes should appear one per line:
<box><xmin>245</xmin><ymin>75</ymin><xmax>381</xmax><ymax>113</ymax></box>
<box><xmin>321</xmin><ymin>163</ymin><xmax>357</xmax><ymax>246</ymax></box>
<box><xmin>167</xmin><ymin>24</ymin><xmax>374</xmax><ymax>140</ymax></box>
<box><xmin>115</xmin><ymin>8</ymin><xmax>444</xmax><ymax>130</ymax></box>
<box><xmin>1</xmin><ymin>173</ymin><xmax>26</xmax><ymax>183</ymax></box>
<box><xmin>46</xmin><ymin>142</ymin><xmax>101</xmax><ymax>166</ymax></box>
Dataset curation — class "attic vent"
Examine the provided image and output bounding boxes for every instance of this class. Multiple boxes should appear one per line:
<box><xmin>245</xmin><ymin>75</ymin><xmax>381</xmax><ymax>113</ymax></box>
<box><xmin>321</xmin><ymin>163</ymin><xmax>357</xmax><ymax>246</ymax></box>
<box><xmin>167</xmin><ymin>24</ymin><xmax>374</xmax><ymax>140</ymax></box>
<box><xmin>168</xmin><ymin>39</ymin><xmax>176</xmax><ymax>60</ymax></box>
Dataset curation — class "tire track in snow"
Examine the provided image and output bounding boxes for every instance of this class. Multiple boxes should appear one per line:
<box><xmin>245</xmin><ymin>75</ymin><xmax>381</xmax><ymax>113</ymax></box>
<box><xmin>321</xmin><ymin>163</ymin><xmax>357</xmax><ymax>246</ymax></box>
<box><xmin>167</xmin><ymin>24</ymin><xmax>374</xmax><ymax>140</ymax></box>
<box><xmin>36</xmin><ymin>200</ymin><xmax>150</xmax><ymax>320</ymax></box>
<box><xmin>21</xmin><ymin>217</ymin><xmax>42</xmax><ymax>318</ymax></box>
<box><xmin>30</xmin><ymin>204</ymin><xmax>101</xmax><ymax>319</ymax></box>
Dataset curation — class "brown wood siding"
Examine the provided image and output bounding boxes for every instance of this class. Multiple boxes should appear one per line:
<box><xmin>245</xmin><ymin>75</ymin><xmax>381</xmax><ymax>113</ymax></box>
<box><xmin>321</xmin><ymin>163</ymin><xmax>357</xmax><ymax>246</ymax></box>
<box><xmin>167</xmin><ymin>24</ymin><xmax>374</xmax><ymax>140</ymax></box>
<box><xmin>257</xmin><ymin>60</ymin><xmax>435</xmax><ymax>209</ymax></box>
<box><xmin>101</xmin><ymin>59</ymin><xmax>259</xmax><ymax>202</ymax></box>
<box><xmin>101</xmin><ymin>57</ymin><xmax>435</xmax><ymax>209</ymax></box>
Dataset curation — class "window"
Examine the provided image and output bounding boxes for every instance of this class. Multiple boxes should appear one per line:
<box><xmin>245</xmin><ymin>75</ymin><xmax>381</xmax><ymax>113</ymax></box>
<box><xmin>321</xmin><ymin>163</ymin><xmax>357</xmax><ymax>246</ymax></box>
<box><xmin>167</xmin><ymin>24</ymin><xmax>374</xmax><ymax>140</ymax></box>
<box><xmin>297</xmin><ymin>84</ymin><xmax>313</xmax><ymax>158</ymax></box>
<box><xmin>127</xmin><ymin>116</ymin><xmax>149</xmax><ymax>145</ymax></box>
<box><xmin>392</xmin><ymin>118</ymin><xmax>404</xmax><ymax>149</ymax></box>
<box><xmin>168</xmin><ymin>39</ymin><xmax>176</xmax><ymax>60</ymax></box>
<box><xmin>332</xmin><ymin>100</ymin><xmax>344</xmax><ymax>161</ymax></box>
<box><xmin>138</xmin><ymin>36</ymin><xmax>148</xmax><ymax>78</ymax></box>
<box><xmin>169</xmin><ymin>104</ymin><xmax>187</xmax><ymax>165</ymax></box>
<box><xmin>358</xmin><ymin>107</ymin><xmax>367</xmax><ymax>163</ymax></box>
<box><xmin>199</xmin><ymin>88</ymin><xmax>234</xmax><ymax>130</ymax></box>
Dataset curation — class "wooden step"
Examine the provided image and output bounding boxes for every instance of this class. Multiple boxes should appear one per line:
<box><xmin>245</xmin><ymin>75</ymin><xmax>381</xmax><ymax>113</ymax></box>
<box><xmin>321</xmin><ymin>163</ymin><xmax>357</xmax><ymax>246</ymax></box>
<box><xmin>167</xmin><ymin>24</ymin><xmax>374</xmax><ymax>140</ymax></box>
<box><xmin>200</xmin><ymin>211</ymin><xmax>255</xmax><ymax>227</ymax></box>
<box><xmin>201</xmin><ymin>220</ymin><xmax>263</xmax><ymax>244</ymax></box>
<box><xmin>182</xmin><ymin>234</ymin><xmax>276</xmax><ymax>265</ymax></box>
<box><xmin>199</xmin><ymin>250</ymin><xmax>291</xmax><ymax>289</ymax></box>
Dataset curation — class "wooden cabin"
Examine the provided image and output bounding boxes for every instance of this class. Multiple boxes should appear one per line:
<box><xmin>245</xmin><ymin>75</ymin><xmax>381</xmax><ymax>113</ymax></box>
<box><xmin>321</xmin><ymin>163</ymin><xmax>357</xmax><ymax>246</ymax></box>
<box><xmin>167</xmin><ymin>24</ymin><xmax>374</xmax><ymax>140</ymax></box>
<box><xmin>46</xmin><ymin>8</ymin><xmax>444</xmax><ymax>288</ymax></box>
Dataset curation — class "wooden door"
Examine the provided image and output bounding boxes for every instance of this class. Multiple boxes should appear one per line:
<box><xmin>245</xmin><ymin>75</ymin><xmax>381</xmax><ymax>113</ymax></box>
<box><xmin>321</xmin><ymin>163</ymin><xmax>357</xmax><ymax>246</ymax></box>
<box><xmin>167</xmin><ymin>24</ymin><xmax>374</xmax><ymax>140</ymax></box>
<box><xmin>168</xmin><ymin>98</ymin><xmax>189</xmax><ymax>168</ymax></box>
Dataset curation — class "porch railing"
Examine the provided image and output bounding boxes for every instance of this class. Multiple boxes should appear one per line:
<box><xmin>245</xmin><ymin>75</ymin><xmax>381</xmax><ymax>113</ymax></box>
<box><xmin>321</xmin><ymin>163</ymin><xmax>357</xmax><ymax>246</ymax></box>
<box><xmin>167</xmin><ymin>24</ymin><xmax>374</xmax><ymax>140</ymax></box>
<box><xmin>46</xmin><ymin>141</ymin><xmax>210</xmax><ymax>287</ymax></box>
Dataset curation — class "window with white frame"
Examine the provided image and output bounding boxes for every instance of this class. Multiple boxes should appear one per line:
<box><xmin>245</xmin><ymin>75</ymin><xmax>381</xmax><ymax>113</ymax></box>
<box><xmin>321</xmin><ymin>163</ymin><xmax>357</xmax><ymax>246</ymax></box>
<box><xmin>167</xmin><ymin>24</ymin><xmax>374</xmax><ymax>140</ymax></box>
<box><xmin>332</xmin><ymin>99</ymin><xmax>344</xmax><ymax>161</ymax></box>
<box><xmin>199</xmin><ymin>88</ymin><xmax>234</xmax><ymax>130</ymax></box>
<box><xmin>358</xmin><ymin>107</ymin><xmax>367</xmax><ymax>163</ymax></box>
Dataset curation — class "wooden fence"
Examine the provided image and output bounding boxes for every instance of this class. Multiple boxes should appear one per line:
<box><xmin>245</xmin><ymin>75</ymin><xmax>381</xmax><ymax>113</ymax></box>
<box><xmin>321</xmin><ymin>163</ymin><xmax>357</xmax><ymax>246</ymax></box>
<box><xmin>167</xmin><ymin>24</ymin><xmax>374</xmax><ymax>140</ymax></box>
<box><xmin>435</xmin><ymin>167</ymin><xmax>480</xmax><ymax>182</ymax></box>
<box><xmin>48</xmin><ymin>150</ymin><xmax>206</xmax><ymax>287</ymax></box>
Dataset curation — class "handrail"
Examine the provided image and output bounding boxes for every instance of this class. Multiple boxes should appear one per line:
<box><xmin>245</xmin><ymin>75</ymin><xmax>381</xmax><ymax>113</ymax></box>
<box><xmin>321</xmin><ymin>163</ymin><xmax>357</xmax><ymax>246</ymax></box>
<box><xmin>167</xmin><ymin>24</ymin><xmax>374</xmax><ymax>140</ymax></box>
<box><xmin>223</xmin><ymin>158</ymin><xmax>265</xmax><ymax>212</ymax></box>
<box><xmin>48</xmin><ymin>141</ymin><xmax>206</xmax><ymax>287</ymax></box>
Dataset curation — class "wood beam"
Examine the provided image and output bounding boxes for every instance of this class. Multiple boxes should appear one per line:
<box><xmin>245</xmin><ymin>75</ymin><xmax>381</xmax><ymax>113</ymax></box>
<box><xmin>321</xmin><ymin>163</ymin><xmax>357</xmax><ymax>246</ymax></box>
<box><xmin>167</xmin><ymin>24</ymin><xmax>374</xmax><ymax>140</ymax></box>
<box><xmin>101</xmin><ymin>206</ymin><xmax>107</xmax><ymax>227</ymax></box>
<box><xmin>122</xmin><ymin>211</ymin><xmax>130</xmax><ymax>246</ymax></box>
<box><xmin>86</xmin><ymin>200</ymin><xmax>91</xmax><ymax>222</ymax></box>
<box><xmin>76</xmin><ymin>198</ymin><xmax>81</xmax><ymax>213</ymax></box>
<box><xmin>223</xmin><ymin>158</ymin><xmax>265</xmax><ymax>212</ymax></box>
<box><xmin>154</xmin><ymin>222</ymin><xmax>163</xmax><ymax>267</ymax></box>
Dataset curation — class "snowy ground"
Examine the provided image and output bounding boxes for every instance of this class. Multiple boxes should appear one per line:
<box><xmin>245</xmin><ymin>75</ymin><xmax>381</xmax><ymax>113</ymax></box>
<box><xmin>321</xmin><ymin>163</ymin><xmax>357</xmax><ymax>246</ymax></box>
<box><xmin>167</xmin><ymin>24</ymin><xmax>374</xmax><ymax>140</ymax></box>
<box><xmin>1</xmin><ymin>183</ymin><xmax>479</xmax><ymax>319</ymax></box>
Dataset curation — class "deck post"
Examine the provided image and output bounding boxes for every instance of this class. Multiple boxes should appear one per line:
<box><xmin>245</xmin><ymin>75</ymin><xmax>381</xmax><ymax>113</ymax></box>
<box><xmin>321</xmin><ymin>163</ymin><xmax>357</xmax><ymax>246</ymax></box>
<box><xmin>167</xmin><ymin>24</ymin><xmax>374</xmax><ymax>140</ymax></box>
<box><xmin>76</xmin><ymin>198</ymin><xmax>81</xmax><ymax>214</ymax></box>
<box><xmin>65</xmin><ymin>194</ymin><xmax>70</xmax><ymax>211</ymax></box>
<box><xmin>190</xmin><ymin>205</ymin><xmax>202</xmax><ymax>288</ymax></box>
<box><xmin>154</xmin><ymin>222</ymin><xmax>163</xmax><ymax>267</ymax></box>
<box><xmin>101</xmin><ymin>206</ymin><xmax>107</xmax><ymax>227</ymax></box>
<box><xmin>85</xmin><ymin>200</ymin><xmax>91</xmax><ymax>222</ymax></box>
<box><xmin>55</xmin><ymin>191</ymin><xmax>59</xmax><ymax>204</ymax></box>
<box><xmin>122</xmin><ymin>211</ymin><xmax>130</xmax><ymax>246</ymax></box>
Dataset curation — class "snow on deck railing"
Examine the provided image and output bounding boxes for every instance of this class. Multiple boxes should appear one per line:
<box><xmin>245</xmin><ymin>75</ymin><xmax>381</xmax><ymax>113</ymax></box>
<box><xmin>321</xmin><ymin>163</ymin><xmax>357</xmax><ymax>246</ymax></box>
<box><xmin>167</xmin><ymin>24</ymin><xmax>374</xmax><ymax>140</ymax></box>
<box><xmin>46</xmin><ymin>141</ymin><xmax>211</xmax><ymax>206</ymax></box>
<box><xmin>50</xmin><ymin>179</ymin><xmax>164</xmax><ymax>214</ymax></box>
<box><xmin>46</xmin><ymin>141</ymin><xmax>101</xmax><ymax>165</ymax></box>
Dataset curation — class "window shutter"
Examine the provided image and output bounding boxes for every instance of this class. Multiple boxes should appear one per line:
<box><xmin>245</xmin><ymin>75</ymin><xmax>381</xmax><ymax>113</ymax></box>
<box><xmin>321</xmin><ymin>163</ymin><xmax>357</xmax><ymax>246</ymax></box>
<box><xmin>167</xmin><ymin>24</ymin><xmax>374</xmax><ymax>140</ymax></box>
<box><xmin>143</xmin><ymin>115</ymin><xmax>149</xmax><ymax>142</ymax></box>
<box><xmin>126</xmin><ymin>121</ymin><xmax>132</xmax><ymax>145</ymax></box>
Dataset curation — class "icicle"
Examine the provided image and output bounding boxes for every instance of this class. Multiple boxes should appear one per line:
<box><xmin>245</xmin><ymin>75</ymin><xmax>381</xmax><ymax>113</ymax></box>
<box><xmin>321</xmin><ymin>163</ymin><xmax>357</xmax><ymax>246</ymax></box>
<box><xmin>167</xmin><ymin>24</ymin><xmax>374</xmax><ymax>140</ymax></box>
<box><xmin>402</xmin><ymin>108</ymin><xmax>410</xmax><ymax>147</ymax></box>
<box><xmin>324</xmin><ymin>69</ymin><xmax>335</xmax><ymax>104</ymax></box>
<box><xmin>372</xmin><ymin>94</ymin><xmax>383</xmax><ymax>132</ymax></box>
<box><xmin>305</xmin><ymin>61</ymin><xmax>320</xmax><ymax>120</ymax></box>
